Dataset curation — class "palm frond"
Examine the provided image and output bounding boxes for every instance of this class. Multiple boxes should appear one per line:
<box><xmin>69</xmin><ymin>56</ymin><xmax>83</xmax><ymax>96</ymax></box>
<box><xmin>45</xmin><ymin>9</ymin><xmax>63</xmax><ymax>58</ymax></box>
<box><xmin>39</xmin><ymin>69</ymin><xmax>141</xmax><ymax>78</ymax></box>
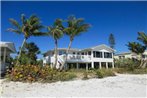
<box><xmin>7</xmin><ymin>28</ymin><xmax>22</xmax><ymax>34</ymax></box>
<box><xmin>21</xmin><ymin>14</ymin><xmax>26</xmax><ymax>24</ymax></box>
<box><xmin>137</xmin><ymin>32</ymin><xmax>147</xmax><ymax>46</ymax></box>
<box><xmin>127</xmin><ymin>42</ymin><xmax>146</xmax><ymax>54</ymax></box>
<box><xmin>9</xmin><ymin>18</ymin><xmax>21</xmax><ymax>29</ymax></box>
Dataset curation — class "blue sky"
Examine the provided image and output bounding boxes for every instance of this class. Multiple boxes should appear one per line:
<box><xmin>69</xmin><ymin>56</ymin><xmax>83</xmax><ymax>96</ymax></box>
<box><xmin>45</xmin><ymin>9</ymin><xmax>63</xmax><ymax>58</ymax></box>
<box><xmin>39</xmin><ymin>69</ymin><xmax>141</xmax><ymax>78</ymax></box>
<box><xmin>1</xmin><ymin>1</ymin><xmax>147</xmax><ymax>59</ymax></box>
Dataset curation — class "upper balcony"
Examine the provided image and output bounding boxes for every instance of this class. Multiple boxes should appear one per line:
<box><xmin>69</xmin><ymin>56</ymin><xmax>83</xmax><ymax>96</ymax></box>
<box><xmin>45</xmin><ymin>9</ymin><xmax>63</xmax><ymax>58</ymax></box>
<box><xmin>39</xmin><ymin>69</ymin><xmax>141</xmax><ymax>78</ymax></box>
<box><xmin>57</xmin><ymin>54</ymin><xmax>92</xmax><ymax>63</ymax></box>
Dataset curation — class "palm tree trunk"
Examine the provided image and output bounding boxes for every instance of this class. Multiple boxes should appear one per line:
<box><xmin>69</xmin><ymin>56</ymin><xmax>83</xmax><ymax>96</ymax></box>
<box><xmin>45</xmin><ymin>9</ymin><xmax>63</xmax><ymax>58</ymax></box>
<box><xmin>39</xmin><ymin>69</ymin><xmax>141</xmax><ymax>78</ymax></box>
<box><xmin>54</xmin><ymin>40</ymin><xmax>58</xmax><ymax>68</ymax></box>
<box><xmin>60</xmin><ymin>40</ymin><xmax>72</xmax><ymax>70</ymax></box>
<box><xmin>139</xmin><ymin>54</ymin><xmax>145</xmax><ymax>68</ymax></box>
<box><xmin>16</xmin><ymin>38</ymin><xmax>27</xmax><ymax>66</ymax></box>
<box><xmin>142</xmin><ymin>60</ymin><xmax>147</xmax><ymax>68</ymax></box>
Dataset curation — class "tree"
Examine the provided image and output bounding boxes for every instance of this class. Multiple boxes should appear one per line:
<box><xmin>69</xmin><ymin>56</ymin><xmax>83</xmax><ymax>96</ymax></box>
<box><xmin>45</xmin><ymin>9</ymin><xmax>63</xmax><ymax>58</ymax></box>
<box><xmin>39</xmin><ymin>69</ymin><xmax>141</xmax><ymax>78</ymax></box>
<box><xmin>8</xmin><ymin>14</ymin><xmax>45</xmax><ymax>65</ymax></box>
<box><xmin>137</xmin><ymin>32</ymin><xmax>147</xmax><ymax>47</ymax></box>
<box><xmin>108</xmin><ymin>33</ymin><xmax>115</xmax><ymax>49</ymax></box>
<box><xmin>19</xmin><ymin>42</ymin><xmax>40</xmax><ymax>65</ymax></box>
<box><xmin>128</xmin><ymin>42</ymin><xmax>146</xmax><ymax>55</ymax></box>
<box><xmin>60</xmin><ymin>15</ymin><xmax>90</xmax><ymax>70</ymax></box>
<box><xmin>46</xmin><ymin>19</ymin><xmax>64</xmax><ymax>68</ymax></box>
<box><xmin>127</xmin><ymin>32</ymin><xmax>147</xmax><ymax>68</ymax></box>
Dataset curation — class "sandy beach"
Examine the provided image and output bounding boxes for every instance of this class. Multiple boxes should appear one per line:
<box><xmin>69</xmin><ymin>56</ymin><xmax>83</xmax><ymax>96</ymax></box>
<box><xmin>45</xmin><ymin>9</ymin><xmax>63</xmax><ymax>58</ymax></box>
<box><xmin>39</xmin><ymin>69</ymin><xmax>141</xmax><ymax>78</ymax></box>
<box><xmin>1</xmin><ymin>74</ymin><xmax>147</xmax><ymax>97</ymax></box>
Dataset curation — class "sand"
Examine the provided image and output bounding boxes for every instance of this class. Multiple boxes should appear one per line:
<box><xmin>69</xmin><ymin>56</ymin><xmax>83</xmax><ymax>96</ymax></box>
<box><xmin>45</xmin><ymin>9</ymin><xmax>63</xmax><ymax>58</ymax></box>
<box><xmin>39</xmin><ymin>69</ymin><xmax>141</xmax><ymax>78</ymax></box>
<box><xmin>1</xmin><ymin>74</ymin><xmax>147</xmax><ymax>97</ymax></box>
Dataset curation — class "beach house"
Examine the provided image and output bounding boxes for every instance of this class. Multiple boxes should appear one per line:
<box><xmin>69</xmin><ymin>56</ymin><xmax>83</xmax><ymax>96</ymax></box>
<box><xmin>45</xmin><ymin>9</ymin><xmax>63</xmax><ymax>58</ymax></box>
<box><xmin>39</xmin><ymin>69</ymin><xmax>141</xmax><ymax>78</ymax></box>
<box><xmin>114</xmin><ymin>50</ymin><xmax>147</xmax><ymax>60</ymax></box>
<box><xmin>0</xmin><ymin>42</ymin><xmax>16</xmax><ymax>74</ymax></box>
<box><xmin>43</xmin><ymin>44</ymin><xmax>115</xmax><ymax>69</ymax></box>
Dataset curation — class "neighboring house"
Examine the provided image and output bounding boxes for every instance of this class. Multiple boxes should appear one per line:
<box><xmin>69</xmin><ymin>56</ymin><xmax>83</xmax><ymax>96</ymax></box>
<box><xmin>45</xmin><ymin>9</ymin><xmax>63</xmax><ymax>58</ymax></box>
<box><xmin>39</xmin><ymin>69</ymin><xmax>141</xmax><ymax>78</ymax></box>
<box><xmin>43</xmin><ymin>44</ymin><xmax>115</xmax><ymax>70</ymax></box>
<box><xmin>0</xmin><ymin>42</ymin><xmax>16</xmax><ymax>74</ymax></box>
<box><xmin>114</xmin><ymin>50</ymin><xmax>147</xmax><ymax>60</ymax></box>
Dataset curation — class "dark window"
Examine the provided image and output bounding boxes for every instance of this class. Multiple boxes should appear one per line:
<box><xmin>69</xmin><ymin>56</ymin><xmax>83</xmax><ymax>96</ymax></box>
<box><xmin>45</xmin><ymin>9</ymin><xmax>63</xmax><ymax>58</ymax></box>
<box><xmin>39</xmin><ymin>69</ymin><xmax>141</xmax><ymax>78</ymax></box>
<box><xmin>77</xmin><ymin>52</ymin><xmax>80</xmax><ymax>55</ymax></box>
<box><xmin>88</xmin><ymin>51</ymin><xmax>91</xmax><ymax>55</ymax></box>
<box><xmin>93</xmin><ymin>51</ymin><xmax>96</xmax><ymax>57</ymax></box>
<box><xmin>81</xmin><ymin>52</ymin><xmax>84</xmax><ymax>55</ymax></box>
<box><xmin>93</xmin><ymin>51</ymin><xmax>102</xmax><ymax>58</ymax></box>
<box><xmin>104</xmin><ymin>52</ymin><xmax>112</xmax><ymax>58</ymax></box>
<box><xmin>73</xmin><ymin>52</ymin><xmax>75</xmax><ymax>55</ymax></box>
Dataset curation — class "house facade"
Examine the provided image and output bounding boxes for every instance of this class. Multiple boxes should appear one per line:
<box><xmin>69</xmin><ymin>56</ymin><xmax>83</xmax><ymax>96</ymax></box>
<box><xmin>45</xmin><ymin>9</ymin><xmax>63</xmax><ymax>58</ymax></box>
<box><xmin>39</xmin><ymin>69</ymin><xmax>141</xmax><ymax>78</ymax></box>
<box><xmin>0</xmin><ymin>42</ymin><xmax>16</xmax><ymax>74</ymax></box>
<box><xmin>114</xmin><ymin>50</ymin><xmax>147</xmax><ymax>60</ymax></box>
<box><xmin>43</xmin><ymin>44</ymin><xmax>115</xmax><ymax>70</ymax></box>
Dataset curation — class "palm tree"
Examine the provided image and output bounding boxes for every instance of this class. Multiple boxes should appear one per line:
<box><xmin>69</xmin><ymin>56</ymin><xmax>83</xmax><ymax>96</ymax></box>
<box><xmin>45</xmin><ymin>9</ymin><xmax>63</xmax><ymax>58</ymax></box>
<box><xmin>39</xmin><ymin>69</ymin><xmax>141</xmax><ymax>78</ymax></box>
<box><xmin>137</xmin><ymin>32</ymin><xmax>147</xmax><ymax>47</ymax></box>
<box><xmin>60</xmin><ymin>15</ymin><xmax>90</xmax><ymax>70</ymax></box>
<box><xmin>127</xmin><ymin>42</ymin><xmax>146</xmax><ymax>67</ymax></box>
<box><xmin>46</xmin><ymin>19</ymin><xmax>64</xmax><ymax>68</ymax></box>
<box><xmin>8</xmin><ymin>14</ymin><xmax>45</xmax><ymax>65</ymax></box>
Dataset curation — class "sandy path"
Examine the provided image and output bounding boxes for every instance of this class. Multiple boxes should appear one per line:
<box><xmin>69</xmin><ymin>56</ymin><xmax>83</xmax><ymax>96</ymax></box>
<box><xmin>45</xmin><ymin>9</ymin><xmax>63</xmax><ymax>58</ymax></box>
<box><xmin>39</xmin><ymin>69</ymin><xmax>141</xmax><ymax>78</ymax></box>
<box><xmin>1</xmin><ymin>74</ymin><xmax>147</xmax><ymax>97</ymax></box>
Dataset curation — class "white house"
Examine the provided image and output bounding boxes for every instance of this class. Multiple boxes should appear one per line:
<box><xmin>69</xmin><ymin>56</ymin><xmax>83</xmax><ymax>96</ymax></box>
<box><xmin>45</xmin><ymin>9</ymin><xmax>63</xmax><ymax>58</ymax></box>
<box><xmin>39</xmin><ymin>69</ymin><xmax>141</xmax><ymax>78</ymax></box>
<box><xmin>114</xmin><ymin>50</ymin><xmax>147</xmax><ymax>60</ymax></box>
<box><xmin>0</xmin><ymin>42</ymin><xmax>16</xmax><ymax>74</ymax></box>
<box><xmin>43</xmin><ymin>44</ymin><xmax>115</xmax><ymax>70</ymax></box>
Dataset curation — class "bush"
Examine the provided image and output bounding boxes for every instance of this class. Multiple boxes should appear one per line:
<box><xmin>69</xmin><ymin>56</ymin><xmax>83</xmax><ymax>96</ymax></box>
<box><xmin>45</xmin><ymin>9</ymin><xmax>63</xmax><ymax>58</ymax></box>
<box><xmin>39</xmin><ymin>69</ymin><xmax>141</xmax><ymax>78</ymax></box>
<box><xmin>6</xmin><ymin>65</ymin><xmax>77</xmax><ymax>83</ymax></box>
<box><xmin>96</xmin><ymin>70</ymin><xmax>104</xmax><ymax>78</ymax></box>
<box><xmin>58</xmin><ymin>72</ymin><xmax>77</xmax><ymax>81</ymax></box>
<box><xmin>115</xmin><ymin>59</ymin><xmax>140</xmax><ymax>72</ymax></box>
<box><xmin>82</xmin><ymin>71</ymin><xmax>88</xmax><ymax>80</ymax></box>
<box><xmin>96</xmin><ymin>69</ymin><xmax>115</xmax><ymax>78</ymax></box>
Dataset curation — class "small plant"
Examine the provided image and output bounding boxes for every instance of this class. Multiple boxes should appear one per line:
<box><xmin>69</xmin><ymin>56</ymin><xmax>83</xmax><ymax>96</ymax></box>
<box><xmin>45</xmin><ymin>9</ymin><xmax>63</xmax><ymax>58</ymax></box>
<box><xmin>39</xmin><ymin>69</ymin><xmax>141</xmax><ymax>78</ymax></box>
<box><xmin>96</xmin><ymin>69</ymin><xmax>115</xmax><ymax>78</ymax></box>
<box><xmin>82</xmin><ymin>71</ymin><xmax>88</xmax><ymax>80</ymax></box>
<box><xmin>96</xmin><ymin>69</ymin><xmax>104</xmax><ymax>78</ymax></box>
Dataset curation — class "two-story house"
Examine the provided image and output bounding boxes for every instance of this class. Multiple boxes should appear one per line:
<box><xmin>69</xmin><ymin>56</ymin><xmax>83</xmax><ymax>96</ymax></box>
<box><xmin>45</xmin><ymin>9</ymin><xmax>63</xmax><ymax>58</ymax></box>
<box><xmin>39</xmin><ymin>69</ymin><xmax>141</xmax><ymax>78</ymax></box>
<box><xmin>43</xmin><ymin>44</ymin><xmax>115</xmax><ymax>70</ymax></box>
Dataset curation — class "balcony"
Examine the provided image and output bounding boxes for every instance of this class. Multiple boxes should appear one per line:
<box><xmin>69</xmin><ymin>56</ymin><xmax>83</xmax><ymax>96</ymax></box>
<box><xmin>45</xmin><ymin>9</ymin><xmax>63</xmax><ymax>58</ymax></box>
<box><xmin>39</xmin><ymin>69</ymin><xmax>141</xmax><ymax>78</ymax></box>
<box><xmin>50</xmin><ymin>54</ymin><xmax>92</xmax><ymax>63</ymax></box>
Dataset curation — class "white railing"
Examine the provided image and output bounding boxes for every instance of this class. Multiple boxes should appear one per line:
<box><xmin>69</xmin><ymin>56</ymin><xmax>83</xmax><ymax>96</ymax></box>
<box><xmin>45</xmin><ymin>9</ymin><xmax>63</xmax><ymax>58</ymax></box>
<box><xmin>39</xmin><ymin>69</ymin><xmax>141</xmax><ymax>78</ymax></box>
<box><xmin>50</xmin><ymin>54</ymin><xmax>91</xmax><ymax>63</ymax></box>
<box><xmin>60</xmin><ymin>54</ymin><xmax>91</xmax><ymax>62</ymax></box>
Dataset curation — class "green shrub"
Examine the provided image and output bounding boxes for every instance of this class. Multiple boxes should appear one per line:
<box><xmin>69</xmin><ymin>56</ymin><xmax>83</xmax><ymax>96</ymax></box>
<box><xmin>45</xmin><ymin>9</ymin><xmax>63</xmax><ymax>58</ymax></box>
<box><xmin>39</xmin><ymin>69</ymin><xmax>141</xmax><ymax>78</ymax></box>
<box><xmin>82</xmin><ymin>71</ymin><xmax>88</xmax><ymax>80</ymax></box>
<box><xmin>58</xmin><ymin>72</ymin><xmax>77</xmax><ymax>81</ymax></box>
<box><xmin>96</xmin><ymin>69</ymin><xmax>115</xmax><ymax>78</ymax></box>
<box><xmin>6</xmin><ymin>65</ymin><xmax>77</xmax><ymax>83</ymax></box>
<box><xmin>115</xmin><ymin>59</ymin><xmax>140</xmax><ymax>69</ymax></box>
<box><xmin>96</xmin><ymin>69</ymin><xmax>105</xmax><ymax>78</ymax></box>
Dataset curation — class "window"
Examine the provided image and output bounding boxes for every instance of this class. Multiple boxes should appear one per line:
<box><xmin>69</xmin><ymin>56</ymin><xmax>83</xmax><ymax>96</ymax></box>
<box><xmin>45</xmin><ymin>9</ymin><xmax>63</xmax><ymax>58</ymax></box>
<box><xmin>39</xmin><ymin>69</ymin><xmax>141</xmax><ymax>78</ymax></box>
<box><xmin>104</xmin><ymin>52</ymin><xmax>112</xmax><ymax>58</ymax></box>
<box><xmin>59</xmin><ymin>51</ymin><xmax>62</xmax><ymax>55</ymax></box>
<box><xmin>81</xmin><ymin>52</ymin><xmax>84</xmax><ymax>55</ymax></box>
<box><xmin>93</xmin><ymin>51</ymin><xmax>102</xmax><ymax>58</ymax></box>
<box><xmin>73</xmin><ymin>52</ymin><xmax>75</xmax><ymax>55</ymax></box>
<box><xmin>77</xmin><ymin>52</ymin><xmax>80</xmax><ymax>55</ymax></box>
<box><xmin>88</xmin><ymin>51</ymin><xmax>91</xmax><ymax>55</ymax></box>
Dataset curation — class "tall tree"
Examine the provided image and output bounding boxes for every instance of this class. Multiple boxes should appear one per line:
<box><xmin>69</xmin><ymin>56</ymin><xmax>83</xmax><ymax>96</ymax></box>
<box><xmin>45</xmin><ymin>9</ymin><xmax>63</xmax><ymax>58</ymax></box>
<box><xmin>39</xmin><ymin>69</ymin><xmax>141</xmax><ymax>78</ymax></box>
<box><xmin>60</xmin><ymin>15</ymin><xmax>90</xmax><ymax>70</ymax></box>
<box><xmin>137</xmin><ymin>32</ymin><xmax>147</xmax><ymax>47</ymax></box>
<box><xmin>8</xmin><ymin>14</ymin><xmax>45</xmax><ymax>65</ymax></box>
<box><xmin>46</xmin><ymin>19</ymin><xmax>64</xmax><ymax>68</ymax></box>
<box><xmin>108</xmin><ymin>33</ymin><xmax>115</xmax><ymax>49</ymax></box>
<box><xmin>127</xmin><ymin>32</ymin><xmax>147</xmax><ymax>68</ymax></box>
<box><xmin>24</xmin><ymin>42</ymin><xmax>40</xmax><ymax>64</ymax></box>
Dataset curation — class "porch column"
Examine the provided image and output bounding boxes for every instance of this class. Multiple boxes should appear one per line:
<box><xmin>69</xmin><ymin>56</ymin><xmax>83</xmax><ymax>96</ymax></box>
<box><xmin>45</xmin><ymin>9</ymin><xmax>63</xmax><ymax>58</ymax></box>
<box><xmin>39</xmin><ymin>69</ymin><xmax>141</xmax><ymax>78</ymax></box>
<box><xmin>91</xmin><ymin>62</ymin><xmax>94</xmax><ymax>68</ymax></box>
<box><xmin>106</xmin><ymin>62</ymin><xmax>108</xmax><ymax>69</ymax></box>
<box><xmin>3</xmin><ymin>47</ymin><xmax>6</xmax><ymax>63</ymax></box>
<box><xmin>112</xmin><ymin>62</ymin><xmax>114</xmax><ymax>69</ymax></box>
<box><xmin>86</xmin><ymin>63</ymin><xmax>88</xmax><ymax>70</ymax></box>
<box><xmin>99</xmin><ymin>62</ymin><xmax>102</xmax><ymax>69</ymax></box>
<box><xmin>76</xmin><ymin>63</ymin><xmax>79</xmax><ymax>69</ymax></box>
<box><xmin>102</xmin><ymin>52</ymin><xmax>104</xmax><ymax>58</ymax></box>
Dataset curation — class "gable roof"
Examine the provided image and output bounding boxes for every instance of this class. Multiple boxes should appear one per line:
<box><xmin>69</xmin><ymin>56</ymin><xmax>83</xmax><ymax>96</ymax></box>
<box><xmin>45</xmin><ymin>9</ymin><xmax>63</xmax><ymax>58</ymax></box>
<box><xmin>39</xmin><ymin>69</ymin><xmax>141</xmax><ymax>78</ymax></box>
<box><xmin>43</xmin><ymin>44</ymin><xmax>115</xmax><ymax>55</ymax></box>
<box><xmin>82</xmin><ymin>44</ymin><xmax>115</xmax><ymax>52</ymax></box>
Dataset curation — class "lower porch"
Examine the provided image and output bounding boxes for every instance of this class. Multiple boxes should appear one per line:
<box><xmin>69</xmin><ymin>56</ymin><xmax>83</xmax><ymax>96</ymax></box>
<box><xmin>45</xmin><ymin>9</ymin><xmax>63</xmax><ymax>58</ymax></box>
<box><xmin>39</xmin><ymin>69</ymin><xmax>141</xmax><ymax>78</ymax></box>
<box><xmin>67</xmin><ymin>62</ymin><xmax>114</xmax><ymax>70</ymax></box>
